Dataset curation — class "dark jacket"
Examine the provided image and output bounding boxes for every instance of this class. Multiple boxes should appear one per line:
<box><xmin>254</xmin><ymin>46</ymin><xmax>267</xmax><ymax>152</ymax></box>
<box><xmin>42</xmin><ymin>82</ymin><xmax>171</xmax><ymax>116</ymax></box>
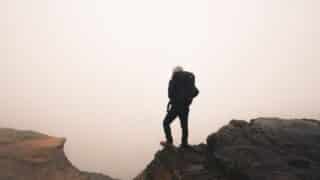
<box><xmin>168</xmin><ymin>71</ymin><xmax>199</xmax><ymax>107</ymax></box>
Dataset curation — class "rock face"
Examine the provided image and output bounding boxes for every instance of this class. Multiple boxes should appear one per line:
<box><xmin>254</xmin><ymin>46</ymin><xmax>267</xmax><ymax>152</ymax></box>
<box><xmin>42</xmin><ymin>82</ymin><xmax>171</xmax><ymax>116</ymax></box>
<box><xmin>135</xmin><ymin>118</ymin><xmax>320</xmax><ymax>180</ymax></box>
<box><xmin>134</xmin><ymin>144</ymin><xmax>216</xmax><ymax>180</ymax></box>
<box><xmin>0</xmin><ymin>128</ymin><xmax>116</xmax><ymax>180</ymax></box>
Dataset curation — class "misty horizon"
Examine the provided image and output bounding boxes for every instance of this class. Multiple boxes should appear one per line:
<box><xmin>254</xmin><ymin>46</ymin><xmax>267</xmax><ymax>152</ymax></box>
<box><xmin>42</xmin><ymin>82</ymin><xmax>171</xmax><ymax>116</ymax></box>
<box><xmin>2</xmin><ymin>0</ymin><xmax>320</xmax><ymax>179</ymax></box>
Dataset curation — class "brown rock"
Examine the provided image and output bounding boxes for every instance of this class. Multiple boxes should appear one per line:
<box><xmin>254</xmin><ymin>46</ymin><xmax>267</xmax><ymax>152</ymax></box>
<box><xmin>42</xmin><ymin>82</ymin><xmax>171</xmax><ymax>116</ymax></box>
<box><xmin>0</xmin><ymin>128</ymin><xmax>116</xmax><ymax>180</ymax></box>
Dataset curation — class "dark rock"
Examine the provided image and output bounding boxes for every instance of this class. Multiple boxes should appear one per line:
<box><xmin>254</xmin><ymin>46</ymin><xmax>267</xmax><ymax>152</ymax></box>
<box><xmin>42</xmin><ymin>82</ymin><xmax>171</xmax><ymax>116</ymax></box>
<box><xmin>134</xmin><ymin>145</ymin><xmax>217</xmax><ymax>180</ymax></box>
<box><xmin>207</xmin><ymin>118</ymin><xmax>320</xmax><ymax>180</ymax></box>
<box><xmin>136</xmin><ymin>118</ymin><xmax>320</xmax><ymax>180</ymax></box>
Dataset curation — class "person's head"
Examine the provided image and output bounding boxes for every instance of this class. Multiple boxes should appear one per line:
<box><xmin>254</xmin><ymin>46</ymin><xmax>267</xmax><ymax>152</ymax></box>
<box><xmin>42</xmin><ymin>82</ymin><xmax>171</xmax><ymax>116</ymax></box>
<box><xmin>173</xmin><ymin>66</ymin><xmax>184</xmax><ymax>73</ymax></box>
<box><xmin>171</xmin><ymin>66</ymin><xmax>184</xmax><ymax>79</ymax></box>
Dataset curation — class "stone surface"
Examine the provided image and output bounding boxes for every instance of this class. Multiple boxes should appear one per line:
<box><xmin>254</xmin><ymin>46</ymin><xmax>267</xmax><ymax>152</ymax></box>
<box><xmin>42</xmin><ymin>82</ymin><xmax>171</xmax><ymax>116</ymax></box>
<box><xmin>207</xmin><ymin>118</ymin><xmax>320</xmax><ymax>180</ymax></box>
<box><xmin>0</xmin><ymin>128</ymin><xmax>116</xmax><ymax>180</ymax></box>
<box><xmin>135</xmin><ymin>118</ymin><xmax>320</xmax><ymax>180</ymax></box>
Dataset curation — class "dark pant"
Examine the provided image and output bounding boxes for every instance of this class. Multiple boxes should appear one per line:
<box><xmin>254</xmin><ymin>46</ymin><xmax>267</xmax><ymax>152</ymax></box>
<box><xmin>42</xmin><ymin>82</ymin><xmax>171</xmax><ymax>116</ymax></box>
<box><xmin>163</xmin><ymin>105</ymin><xmax>189</xmax><ymax>145</ymax></box>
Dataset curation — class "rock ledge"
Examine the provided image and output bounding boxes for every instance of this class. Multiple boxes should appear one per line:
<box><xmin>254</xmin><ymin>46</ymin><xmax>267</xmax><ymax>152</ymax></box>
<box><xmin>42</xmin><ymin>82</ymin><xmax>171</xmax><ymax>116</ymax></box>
<box><xmin>0</xmin><ymin>128</ymin><xmax>116</xmax><ymax>180</ymax></box>
<box><xmin>135</xmin><ymin>118</ymin><xmax>320</xmax><ymax>180</ymax></box>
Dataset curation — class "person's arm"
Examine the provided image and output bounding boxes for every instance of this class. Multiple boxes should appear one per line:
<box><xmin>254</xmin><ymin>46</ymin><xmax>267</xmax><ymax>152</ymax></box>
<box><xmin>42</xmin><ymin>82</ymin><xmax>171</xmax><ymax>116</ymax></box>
<box><xmin>167</xmin><ymin>80</ymin><xmax>174</xmax><ymax>112</ymax></box>
<box><xmin>168</xmin><ymin>80</ymin><xmax>174</xmax><ymax>99</ymax></box>
<box><xmin>166</xmin><ymin>101</ymin><xmax>172</xmax><ymax>112</ymax></box>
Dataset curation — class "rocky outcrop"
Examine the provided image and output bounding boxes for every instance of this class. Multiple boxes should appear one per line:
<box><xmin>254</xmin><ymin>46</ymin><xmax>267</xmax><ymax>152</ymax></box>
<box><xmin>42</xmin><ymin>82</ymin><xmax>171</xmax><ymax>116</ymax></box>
<box><xmin>135</xmin><ymin>118</ymin><xmax>320</xmax><ymax>180</ymax></box>
<box><xmin>134</xmin><ymin>144</ymin><xmax>213</xmax><ymax>180</ymax></box>
<box><xmin>0</xmin><ymin>128</ymin><xmax>116</xmax><ymax>180</ymax></box>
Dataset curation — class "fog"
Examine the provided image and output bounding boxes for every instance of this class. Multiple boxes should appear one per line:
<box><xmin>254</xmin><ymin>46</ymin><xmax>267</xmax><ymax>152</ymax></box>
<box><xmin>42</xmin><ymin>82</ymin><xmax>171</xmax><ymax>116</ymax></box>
<box><xmin>1</xmin><ymin>0</ymin><xmax>320</xmax><ymax>179</ymax></box>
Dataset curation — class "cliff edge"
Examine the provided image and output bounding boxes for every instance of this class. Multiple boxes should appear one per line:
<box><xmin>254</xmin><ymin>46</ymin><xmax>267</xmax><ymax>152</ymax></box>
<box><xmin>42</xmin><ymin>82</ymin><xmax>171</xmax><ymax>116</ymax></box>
<box><xmin>135</xmin><ymin>118</ymin><xmax>320</xmax><ymax>180</ymax></box>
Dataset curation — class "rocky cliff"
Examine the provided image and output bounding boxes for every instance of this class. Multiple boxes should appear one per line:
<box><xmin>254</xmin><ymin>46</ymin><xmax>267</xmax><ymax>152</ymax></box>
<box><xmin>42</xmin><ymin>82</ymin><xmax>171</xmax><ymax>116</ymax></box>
<box><xmin>0</xmin><ymin>128</ymin><xmax>116</xmax><ymax>180</ymax></box>
<box><xmin>135</xmin><ymin>118</ymin><xmax>320</xmax><ymax>180</ymax></box>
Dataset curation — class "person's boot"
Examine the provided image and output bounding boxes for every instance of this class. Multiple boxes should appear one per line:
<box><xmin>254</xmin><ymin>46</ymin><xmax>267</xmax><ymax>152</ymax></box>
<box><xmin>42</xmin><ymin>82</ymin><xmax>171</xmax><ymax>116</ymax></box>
<box><xmin>180</xmin><ymin>142</ymin><xmax>192</xmax><ymax>149</ymax></box>
<box><xmin>160</xmin><ymin>140</ymin><xmax>173</xmax><ymax>147</ymax></box>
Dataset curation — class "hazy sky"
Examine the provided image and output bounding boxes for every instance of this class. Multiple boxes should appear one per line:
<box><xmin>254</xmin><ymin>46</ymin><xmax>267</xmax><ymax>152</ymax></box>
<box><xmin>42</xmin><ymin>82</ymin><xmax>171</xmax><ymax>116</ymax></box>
<box><xmin>1</xmin><ymin>0</ymin><xmax>320</xmax><ymax>179</ymax></box>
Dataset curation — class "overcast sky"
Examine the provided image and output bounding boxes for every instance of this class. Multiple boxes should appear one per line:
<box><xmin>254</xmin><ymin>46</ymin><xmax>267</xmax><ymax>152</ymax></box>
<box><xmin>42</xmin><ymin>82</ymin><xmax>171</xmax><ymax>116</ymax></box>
<box><xmin>1</xmin><ymin>0</ymin><xmax>320</xmax><ymax>179</ymax></box>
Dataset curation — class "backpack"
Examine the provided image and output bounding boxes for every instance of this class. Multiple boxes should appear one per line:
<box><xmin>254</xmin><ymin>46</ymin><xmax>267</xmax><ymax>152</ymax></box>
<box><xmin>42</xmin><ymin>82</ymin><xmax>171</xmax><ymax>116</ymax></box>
<box><xmin>184</xmin><ymin>71</ymin><xmax>199</xmax><ymax>99</ymax></box>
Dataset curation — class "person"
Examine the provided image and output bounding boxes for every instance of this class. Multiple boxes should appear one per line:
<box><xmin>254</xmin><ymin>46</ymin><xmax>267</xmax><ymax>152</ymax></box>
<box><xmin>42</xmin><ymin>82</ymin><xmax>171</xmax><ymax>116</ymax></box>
<box><xmin>162</xmin><ymin>66</ymin><xmax>199</xmax><ymax>148</ymax></box>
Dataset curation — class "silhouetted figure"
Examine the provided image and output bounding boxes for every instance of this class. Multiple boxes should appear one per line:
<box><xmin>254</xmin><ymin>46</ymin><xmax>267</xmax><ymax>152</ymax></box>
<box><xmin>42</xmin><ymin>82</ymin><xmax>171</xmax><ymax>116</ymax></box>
<box><xmin>162</xmin><ymin>66</ymin><xmax>199</xmax><ymax>148</ymax></box>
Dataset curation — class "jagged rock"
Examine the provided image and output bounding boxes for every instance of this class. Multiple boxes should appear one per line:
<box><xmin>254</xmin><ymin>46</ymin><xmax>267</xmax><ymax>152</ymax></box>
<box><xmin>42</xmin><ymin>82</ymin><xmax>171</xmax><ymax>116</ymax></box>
<box><xmin>82</xmin><ymin>172</ymin><xmax>117</xmax><ymax>180</ymax></box>
<box><xmin>207</xmin><ymin>118</ymin><xmax>320</xmax><ymax>180</ymax></box>
<box><xmin>134</xmin><ymin>144</ymin><xmax>220</xmax><ymax>180</ymax></box>
<box><xmin>0</xmin><ymin>128</ymin><xmax>116</xmax><ymax>180</ymax></box>
<box><xmin>136</xmin><ymin>118</ymin><xmax>320</xmax><ymax>180</ymax></box>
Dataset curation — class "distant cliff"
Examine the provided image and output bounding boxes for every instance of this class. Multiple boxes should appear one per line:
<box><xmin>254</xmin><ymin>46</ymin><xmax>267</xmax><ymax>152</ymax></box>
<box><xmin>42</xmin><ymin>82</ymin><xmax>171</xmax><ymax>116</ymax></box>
<box><xmin>134</xmin><ymin>118</ymin><xmax>320</xmax><ymax>180</ymax></box>
<box><xmin>0</xmin><ymin>128</ymin><xmax>117</xmax><ymax>180</ymax></box>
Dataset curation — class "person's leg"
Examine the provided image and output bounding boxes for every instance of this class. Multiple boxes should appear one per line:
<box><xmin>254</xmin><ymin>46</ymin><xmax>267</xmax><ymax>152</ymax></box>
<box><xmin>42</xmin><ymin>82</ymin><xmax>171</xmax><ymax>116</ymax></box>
<box><xmin>179</xmin><ymin>107</ymin><xmax>190</xmax><ymax>146</ymax></box>
<box><xmin>163</xmin><ymin>108</ymin><xmax>178</xmax><ymax>144</ymax></box>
